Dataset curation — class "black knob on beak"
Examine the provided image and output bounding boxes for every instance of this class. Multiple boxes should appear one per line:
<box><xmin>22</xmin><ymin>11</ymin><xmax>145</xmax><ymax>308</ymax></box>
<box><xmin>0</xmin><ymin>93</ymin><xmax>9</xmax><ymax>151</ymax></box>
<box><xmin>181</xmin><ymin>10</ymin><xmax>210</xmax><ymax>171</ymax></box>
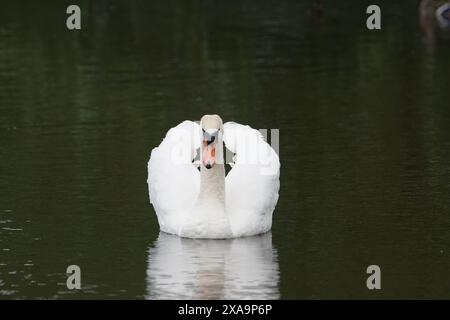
<box><xmin>202</xmin><ymin>128</ymin><xmax>218</xmax><ymax>146</ymax></box>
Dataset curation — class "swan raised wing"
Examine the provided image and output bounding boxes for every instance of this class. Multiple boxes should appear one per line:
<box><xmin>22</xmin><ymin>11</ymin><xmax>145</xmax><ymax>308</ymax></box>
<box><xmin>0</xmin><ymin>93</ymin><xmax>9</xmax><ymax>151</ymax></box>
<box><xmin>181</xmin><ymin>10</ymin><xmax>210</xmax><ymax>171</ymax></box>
<box><xmin>223</xmin><ymin>122</ymin><xmax>280</xmax><ymax>237</ymax></box>
<box><xmin>147</xmin><ymin>121</ymin><xmax>201</xmax><ymax>235</ymax></box>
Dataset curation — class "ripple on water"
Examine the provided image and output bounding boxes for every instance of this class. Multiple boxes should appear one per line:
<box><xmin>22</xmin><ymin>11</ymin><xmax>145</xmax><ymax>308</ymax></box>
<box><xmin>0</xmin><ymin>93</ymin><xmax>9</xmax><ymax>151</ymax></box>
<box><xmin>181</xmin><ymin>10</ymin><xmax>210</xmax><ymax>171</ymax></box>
<box><xmin>2</xmin><ymin>227</ymin><xmax>23</xmax><ymax>231</ymax></box>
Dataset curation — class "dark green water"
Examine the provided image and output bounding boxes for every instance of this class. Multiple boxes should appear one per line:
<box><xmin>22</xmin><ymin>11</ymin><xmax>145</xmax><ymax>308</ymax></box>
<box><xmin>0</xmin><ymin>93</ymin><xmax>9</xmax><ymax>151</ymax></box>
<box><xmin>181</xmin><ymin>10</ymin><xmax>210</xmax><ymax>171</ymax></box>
<box><xmin>1</xmin><ymin>0</ymin><xmax>450</xmax><ymax>299</ymax></box>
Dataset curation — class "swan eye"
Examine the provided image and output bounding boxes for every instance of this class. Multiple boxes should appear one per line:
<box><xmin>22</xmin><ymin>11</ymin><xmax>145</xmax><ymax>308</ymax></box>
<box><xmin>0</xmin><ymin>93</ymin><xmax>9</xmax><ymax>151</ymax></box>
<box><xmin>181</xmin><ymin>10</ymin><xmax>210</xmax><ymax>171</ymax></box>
<box><xmin>207</xmin><ymin>135</ymin><xmax>215</xmax><ymax>146</ymax></box>
<box><xmin>202</xmin><ymin>129</ymin><xmax>219</xmax><ymax>146</ymax></box>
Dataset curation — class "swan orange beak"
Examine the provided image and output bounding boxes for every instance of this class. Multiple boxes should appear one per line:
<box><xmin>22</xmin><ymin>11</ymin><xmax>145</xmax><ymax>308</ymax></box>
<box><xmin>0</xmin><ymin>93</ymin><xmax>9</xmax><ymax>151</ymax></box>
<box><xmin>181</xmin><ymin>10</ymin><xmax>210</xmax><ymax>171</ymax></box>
<box><xmin>202</xmin><ymin>141</ymin><xmax>216</xmax><ymax>169</ymax></box>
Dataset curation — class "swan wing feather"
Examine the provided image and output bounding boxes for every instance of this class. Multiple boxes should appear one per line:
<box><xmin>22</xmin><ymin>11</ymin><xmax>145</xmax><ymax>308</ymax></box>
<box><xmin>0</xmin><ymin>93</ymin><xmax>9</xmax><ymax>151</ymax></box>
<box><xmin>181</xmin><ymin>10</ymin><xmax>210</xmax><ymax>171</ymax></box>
<box><xmin>147</xmin><ymin>121</ymin><xmax>201</xmax><ymax>234</ymax></box>
<box><xmin>223</xmin><ymin>122</ymin><xmax>280</xmax><ymax>237</ymax></box>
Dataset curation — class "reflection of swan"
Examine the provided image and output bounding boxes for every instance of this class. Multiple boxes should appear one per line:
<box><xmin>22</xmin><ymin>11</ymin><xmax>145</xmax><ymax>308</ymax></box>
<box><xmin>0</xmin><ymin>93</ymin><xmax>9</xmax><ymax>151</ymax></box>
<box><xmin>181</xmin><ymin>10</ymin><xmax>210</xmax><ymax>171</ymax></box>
<box><xmin>146</xmin><ymin>232</ymin><xmax>280</xmax><ymax>300</ymax></box>
<box><xmin>147</xmin><ymin>115</ymin><xmax>280</xmax><ymax>239</ymax></box>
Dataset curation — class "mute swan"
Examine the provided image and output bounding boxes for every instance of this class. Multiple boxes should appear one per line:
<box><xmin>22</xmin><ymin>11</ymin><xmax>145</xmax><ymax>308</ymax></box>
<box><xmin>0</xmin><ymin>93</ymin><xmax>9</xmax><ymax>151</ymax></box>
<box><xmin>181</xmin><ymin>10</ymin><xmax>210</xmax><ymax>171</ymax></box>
<box><xmin>147</xmin><ymin>115</ymin><xmax>280</xmax><ymax>239</ymax></box>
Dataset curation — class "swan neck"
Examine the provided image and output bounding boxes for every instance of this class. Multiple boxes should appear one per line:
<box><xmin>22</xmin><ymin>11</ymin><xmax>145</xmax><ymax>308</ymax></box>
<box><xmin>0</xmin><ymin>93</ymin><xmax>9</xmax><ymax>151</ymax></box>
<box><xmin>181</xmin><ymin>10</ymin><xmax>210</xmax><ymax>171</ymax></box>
<box><xmin>198</xmin><ymin>143</ymin><xmax>225</xmax><ymax>204</ymax></box>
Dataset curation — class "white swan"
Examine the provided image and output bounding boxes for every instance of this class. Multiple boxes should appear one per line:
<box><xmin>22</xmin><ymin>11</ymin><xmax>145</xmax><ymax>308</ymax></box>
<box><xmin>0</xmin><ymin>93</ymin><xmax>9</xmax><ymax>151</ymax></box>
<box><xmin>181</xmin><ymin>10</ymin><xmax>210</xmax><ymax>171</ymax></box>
<box><xmin>147</xmin><ymin>114</ymin><xmax>280</xmax><ymax>239</ymax></box>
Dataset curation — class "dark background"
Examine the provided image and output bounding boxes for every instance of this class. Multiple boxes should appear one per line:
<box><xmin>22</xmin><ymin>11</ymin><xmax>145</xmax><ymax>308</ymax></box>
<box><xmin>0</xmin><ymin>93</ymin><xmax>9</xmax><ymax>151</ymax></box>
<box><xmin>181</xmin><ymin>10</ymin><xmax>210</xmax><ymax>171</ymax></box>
<box><xmin>0</xmin><ymin>0</ymin><xmax>449</xmax><ymax>299</ymax></box>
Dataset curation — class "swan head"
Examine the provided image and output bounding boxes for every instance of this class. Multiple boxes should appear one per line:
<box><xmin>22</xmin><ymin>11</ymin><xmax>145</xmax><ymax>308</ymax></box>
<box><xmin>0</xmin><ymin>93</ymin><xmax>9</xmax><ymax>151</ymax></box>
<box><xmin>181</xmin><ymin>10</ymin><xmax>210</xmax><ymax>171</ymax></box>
<box><xmin>200</xmin><ymin>114</ymin><xmax>223</xmax><ymax>169</ymax></box>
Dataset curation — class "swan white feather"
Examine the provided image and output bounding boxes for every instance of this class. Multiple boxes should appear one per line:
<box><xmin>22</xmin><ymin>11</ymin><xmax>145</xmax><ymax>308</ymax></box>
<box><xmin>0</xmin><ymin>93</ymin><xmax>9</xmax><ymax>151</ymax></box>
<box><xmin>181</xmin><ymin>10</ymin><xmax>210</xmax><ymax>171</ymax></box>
<box><xmin>147</xmin><ymin>116</ymin><xmax>280</xmax><ymax>239</ymax></box>
<box><xmin>147</xmin><ymin>120</ymin><xmax>201</xmax><ymax>235</ymax></box>
<box><xmin>223</xmin><ymin>122</ymin><xmax>280</xmax><ymax>237</ymax></box>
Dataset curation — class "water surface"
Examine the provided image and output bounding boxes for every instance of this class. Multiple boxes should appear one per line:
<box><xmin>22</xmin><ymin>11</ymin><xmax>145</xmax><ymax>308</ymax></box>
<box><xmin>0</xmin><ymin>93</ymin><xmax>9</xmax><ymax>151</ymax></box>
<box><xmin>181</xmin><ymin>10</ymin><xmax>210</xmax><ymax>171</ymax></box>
<box><xmin>1</xmin><ymin>0</ymin><xmax>450</xmax><ymax>299</ymax></box>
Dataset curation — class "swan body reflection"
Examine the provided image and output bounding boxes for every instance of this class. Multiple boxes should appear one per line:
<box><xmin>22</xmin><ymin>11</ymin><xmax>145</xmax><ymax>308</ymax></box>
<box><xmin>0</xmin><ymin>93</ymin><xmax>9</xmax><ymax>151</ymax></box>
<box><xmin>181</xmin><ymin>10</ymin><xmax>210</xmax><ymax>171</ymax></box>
<box><xmin>146</xmin><ymin>232</ymin><xmax>279</xmax><ymax>299</ymax></box>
